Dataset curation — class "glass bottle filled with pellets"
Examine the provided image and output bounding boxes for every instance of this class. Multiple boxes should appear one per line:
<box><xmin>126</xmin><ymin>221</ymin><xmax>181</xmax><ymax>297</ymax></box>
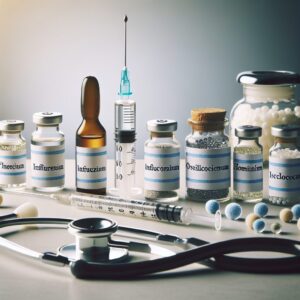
<box><xmin>144</xmin><ymin>120</ymin><xmax>180</xmax><ymax>202</ymax></box>
<box><xmin>269</xmin><ymin>124</ymin><xmax>300</xmax><ymax>206</ymax></box>
<box><xmin>0</xmin><ymin>120</ymin><xmax>26</xmax><ymax>190</ymax></box>
<box><xmin>230</xmin><ymin>71</ymin><xmax>300</xmax><ymax>163</ymax></box>
<box><xmin>31</xmin><ymin>113</ymin><xmax>65</xmax><ymax>192</ymax></box>
<box><xmin>233</xmin><ymin>125</ymin><xmax>263</xmax><ymax>202</ymax></box>
<box><xmin>76</xmin><ymin>76</ymin><xmax>107</xmax><ymax>195</ymax></box>
<box><xmin>185</xmin><ymin>108</ymin><xmax>230</xmax><ymax>202</ymax></box>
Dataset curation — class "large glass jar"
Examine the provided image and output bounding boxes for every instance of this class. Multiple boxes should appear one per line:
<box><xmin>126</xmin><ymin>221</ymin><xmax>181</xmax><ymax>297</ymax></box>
<box><xmin>230</xmin><ymin>71</ymin><xmax>300</xmax><ymax>163</ymax></box>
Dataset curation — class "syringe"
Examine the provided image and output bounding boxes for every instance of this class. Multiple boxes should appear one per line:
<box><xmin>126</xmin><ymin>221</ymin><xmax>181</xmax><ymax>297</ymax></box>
<box><xmin>111</xmin><ymin>15</ymin><xmax>141</xmax><ymax>199</ymax></box>
<box><xmin>59</xmin><ymin>193</ymin><xmax>222</xmax><ymax>230</ymax></box>
<box><xmin>2</xmin><ymin>189</ymin><xmax>221</xmax><ymax>230</ymax></box>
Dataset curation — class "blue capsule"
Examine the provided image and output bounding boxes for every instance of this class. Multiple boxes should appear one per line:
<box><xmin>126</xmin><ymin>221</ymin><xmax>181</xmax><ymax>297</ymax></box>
<box><xmin>254</xmin><ymin>202</ymin><xmax>269</xmax><ymax>218</ymax></box>
<box><xmin>225</xmin><ymin>203</ymin><xmax>242</xmax><ymax>220</ymax></box>
<box><xmin>205</xmin><ymin>200</ymin><xmax>220</xmax><ymax>215</ymax></box>
<box><xmin>253</xmin><ymin>219</ymin><xmax>266</xmax><ymax>233</ymax></box>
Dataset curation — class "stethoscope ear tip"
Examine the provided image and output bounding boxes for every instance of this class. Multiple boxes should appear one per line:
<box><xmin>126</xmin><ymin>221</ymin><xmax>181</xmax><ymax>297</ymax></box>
<box><xmin>14</xmin><ymin>202</ymin><xmax>38</xmax><ymax>218</ymax></box>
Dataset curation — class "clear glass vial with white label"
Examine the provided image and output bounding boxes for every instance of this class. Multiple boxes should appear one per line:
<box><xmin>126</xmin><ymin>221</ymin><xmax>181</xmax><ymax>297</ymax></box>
<box><xmin>269</xmin><ymin>124</ymin><xmax>300</xmax><ymax>206</ymax></box>
<box><xmin>185</xmin><ymin>108</ymin><xmax>230</xmax><ymax>202</ymax></box>
<box><xmin>144</xmin><ymin>120</ymin><xmax>180</xmax><ymax>202</ymax></box>
<box><xmin>0</xmin><ymin>120</ymin><xmax>26</xmax><ymax>190</ymax></box>
<box><xmin>31</xmin><ymin>112</ymin><xmax>65</xmax><ymax>192</ymax></box>
<box><xmin>233</xmin><ymin>125</ymin><xmax>263</xmax><ymax>203</ymax></box>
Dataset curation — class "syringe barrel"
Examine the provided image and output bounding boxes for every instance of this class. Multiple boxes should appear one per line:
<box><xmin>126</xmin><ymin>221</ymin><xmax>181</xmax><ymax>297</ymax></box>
<box><xmin>56</xmin><ymin>192</ymin><xmax>219</xmax><ymax>229</ymax></box>
<box><xmin>115</xmin><ymin>99</ymin><xmax>136</xmax><ymax>132</ymax></box>
<box><xmin>68</xmin><ymin>193</ymin><xmax>184</xmax><ymax>223</ymax></box>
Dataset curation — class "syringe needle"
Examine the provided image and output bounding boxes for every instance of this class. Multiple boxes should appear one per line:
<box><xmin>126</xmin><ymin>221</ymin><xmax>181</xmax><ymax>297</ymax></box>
<box><xmin>124</xmin><ymin>15</ymin><xmax>128</xmax><ymax>67</ymax></box>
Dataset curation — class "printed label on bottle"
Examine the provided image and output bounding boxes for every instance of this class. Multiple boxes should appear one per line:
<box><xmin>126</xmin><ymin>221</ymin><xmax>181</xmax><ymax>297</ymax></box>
<box><xmin>144</xmin><ymin>147</ymin><xmax>180</xmax><ymax>191</ymax></box>
<box><xmin>233</xmin><ymin>153</ymin><xmax>263</xmax><ymax>193</ymax></box>
<box><xmin>0</xmin><ymin>150</ymin><xmax>26</xmax><ymax>185</ymax></box>
<box><xmin>269</xmin><ymin>157</ymin><xmax>300</xmax><ymax>198</ymax></box>
<box><xmin>31</xmin><ymin>144</ymin><xmax>65</xmax><ymax>188</ymax></box>
<box><xmin>186</xmin><ymin>147</ymin><xmax>230</xmax><ymax>190</ymax></box>
<box><xmin>76</xmin><ymin>146</ymin><xmax>107</xmax><ymax>190</ymax></box>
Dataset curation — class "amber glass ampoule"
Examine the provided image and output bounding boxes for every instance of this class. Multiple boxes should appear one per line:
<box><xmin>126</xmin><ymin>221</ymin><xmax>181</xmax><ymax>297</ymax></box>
<box><xmin>76</xmin><ymin>76</ymin><xmax>107</xmax><ymax>195</ymax></box>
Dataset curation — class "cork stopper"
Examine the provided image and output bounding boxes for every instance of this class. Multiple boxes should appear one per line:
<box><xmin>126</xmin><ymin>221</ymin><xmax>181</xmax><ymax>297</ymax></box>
<box><xmin>188</xmin><ymin>108</ymin><xmax>227</xmax><ymax>131</ymax></box>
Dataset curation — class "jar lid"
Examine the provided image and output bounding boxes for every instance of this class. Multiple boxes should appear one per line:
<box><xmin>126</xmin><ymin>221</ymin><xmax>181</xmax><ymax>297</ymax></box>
<box><xmin>237</xmin><ymin>71</ymin><xmax>300</xmax><ymax>85</ymax></box>
<box><xmin>147</xmin><ymin>119</ymin><xmax>177</xmax><ymax>132</ymax></box>
<box><xmin>0</xmin><ymin>120</ymin><xmax>24</xmax><ymax>131</ymax></box>
<box><xmin>271</xmin><ymin>124</ymin><xmax>300</xmax><ymax>138</ymax></box>
<box><xmin>33</xmin><ymin>112</ymin><xmax>62</xmax><ymax>125</ymax></box>
<box><xmin>235</xmin><ymin>125</ymin><xmax>262</xmax><ymax>138</ymax></box>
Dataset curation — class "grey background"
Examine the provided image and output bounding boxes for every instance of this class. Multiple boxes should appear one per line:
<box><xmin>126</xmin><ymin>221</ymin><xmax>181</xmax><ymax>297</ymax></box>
<box><xmin>1</xmin><ymin>0</ymin><xmax>300</xmax><ymax>158</ymax></box>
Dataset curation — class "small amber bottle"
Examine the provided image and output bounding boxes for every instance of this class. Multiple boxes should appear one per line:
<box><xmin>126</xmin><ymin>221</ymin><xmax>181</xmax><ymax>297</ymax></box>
<box><xmin>76</xmin><ymin>76</ymin><xmax>107</xmax><ymax>195</ymax></box>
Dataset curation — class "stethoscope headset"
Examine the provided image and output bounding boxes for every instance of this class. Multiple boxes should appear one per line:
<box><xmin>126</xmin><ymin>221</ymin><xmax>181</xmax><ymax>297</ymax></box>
<box><xmin>0</xmin><ymin>216</ymin><xmax>300</xmax><ymax>279</ymax></box>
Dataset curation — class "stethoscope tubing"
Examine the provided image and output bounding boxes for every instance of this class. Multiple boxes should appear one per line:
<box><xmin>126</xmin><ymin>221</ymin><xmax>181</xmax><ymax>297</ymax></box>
<box><xmin>70</xmin><ymin>237</ymin><xmax>300</xmax><ymax>279</ymax></box>
<box><xmin>0</xmin><ymin>217</ymin><xmax>299</xmax><ymax>279</ymax></box>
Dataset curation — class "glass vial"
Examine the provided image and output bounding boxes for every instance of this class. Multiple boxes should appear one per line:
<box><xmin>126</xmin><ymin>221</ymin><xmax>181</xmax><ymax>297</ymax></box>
<box><xmin>144</xmin><ymin>119</ymin><xmax>180</xmax><ymax>202</ymax></box>
<box><xmin>185</xmin><ymin>108</ymin><xmax>230</xmax><ymax>202</ymax></box>
<box><xmin>269</xmin><ymin>124</ymin><xmax>300</xmax><ymax>206</ymax></box>
<box><xmin>31</xmin><ymin>112</ymin><xmax>64</xmax><ymax>192</ymax></box>
<box><xmin>233</xmin><ymin>125</ymin><xmax>263</xmax><ymax>202</ymax></box>
<box><xmin>76</xmin><ymin>76</ymin><xmax>107</xmax><ymax>195</ymax></box>
<box><xmin>0</xmin><ymin>120</ymin><xmax>26</xmax><ymax>190</ymax></box>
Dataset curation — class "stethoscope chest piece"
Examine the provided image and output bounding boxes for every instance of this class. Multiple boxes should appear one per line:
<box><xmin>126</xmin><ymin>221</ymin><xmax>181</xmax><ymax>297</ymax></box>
<box><xmin>58</xmin><ymin>218</ymin><xmax>128</xmax><ymax>263</ymax></box>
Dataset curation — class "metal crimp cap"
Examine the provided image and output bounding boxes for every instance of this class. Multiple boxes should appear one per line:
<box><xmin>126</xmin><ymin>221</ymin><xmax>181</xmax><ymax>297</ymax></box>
<box><xmin>33</xmin><ymin>112</ymin><xmax>63</xmax><ymax>125</ymax></box>
<box><xmin>147</xmin><ymin>119</ymin><xmax>177</xmax><ymax>133</ymax></box>
<box><xmin>235</xmin><ymin>125</ymin><xmax>262</xmax><ymax>139</ymax></box>
<box><xmin>0</xmin><ymin>120</ymin><xmax>25</xmax><ymax>131</ymax></box>
<box><xmin>271</xmin><ymin>124</ymin><xmax>300</xmax><ymax>138</ymax></box>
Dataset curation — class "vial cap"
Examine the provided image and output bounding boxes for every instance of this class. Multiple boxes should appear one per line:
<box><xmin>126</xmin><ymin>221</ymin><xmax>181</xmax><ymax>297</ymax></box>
<box><xmin>188</xmin><ymin>108</ymin><xmax>227</xmax><ymax>131</ymax></box>
<box><xmin>0</xmin><ymin>120</ymin><xmax>24</xmax><ymax>131</ymax></box>
<box><xmin>147</xmin><ymin>119</ymin><xmax>177</xmax><ymax>132</ymax></box>
<box><xmin>271</xmin><ymin>124</ymin><xmax>300</xmax><ymax>138</ymax></box>
<box><xmin>33</xmin><ymin>112</ymin><xmax>63</xmax><ymax>125</ymax></box>
<box><xmin>237</xmin><ymin>71</ymin><xmax>300</xmax><ymax>85</ymax></box>
<box><xmin>235</xmin><ymin>125</ymin><xmax>262</xmax><ymax>138</ymax></box>
<box><xmin>190</xmin><ymin>108</ymin><xmax>226</xmax><ymax>123</ymax></box>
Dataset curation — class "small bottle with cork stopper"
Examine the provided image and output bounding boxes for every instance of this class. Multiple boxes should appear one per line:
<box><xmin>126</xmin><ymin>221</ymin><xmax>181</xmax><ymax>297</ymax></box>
<box><xmin>76</xmin><ymin>76</ymin><xmax>107</xmax><ymax>195</ymax></box>
<box><xmin>185</xmin><ymin>108</ymin><xmax>230</xmax><ymax>202</ymax></box>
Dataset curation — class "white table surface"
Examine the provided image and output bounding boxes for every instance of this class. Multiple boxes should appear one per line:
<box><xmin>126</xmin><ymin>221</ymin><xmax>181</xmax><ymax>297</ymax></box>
<box><xmin>0</xmin><ymin>160</ymin><xmax>299</xmax><ymax>300</ymax></box>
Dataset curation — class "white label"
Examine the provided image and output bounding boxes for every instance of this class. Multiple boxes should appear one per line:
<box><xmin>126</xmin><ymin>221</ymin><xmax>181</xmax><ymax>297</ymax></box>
<box><xmin>0</xmin><ymin>150</ymin><xmax>26</xmax><ymax>184</ymax></box>
<box><xmin>31</xmin><ymin>144</ymin><xmax>65</xmax><ymax>187</ymax></box>
<box><xmin>269</xmin><ymin>157</ymin><xmax>300</xmax><ymax>197</ymax></box>
<box><xmin>76</xmin><ymin>146</ymin><xmax>107</xmax><ymax>189</ymax></box>
<box><xmin>144</xmin><ymin>147</ymin><xmax>180</xmax><ymax>191</ymax></box>
<box><xmin>233</xmin><ymin>153</ymin><xmax>263</xmax><ymax>192</ymax></box>
<box><xmin>186</xmin><ymin>147</ymin><xmax>230</xmax><ymax>190</ymax></box>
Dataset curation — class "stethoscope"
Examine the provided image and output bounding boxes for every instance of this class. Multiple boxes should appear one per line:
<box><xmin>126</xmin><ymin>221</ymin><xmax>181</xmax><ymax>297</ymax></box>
<box><xmin>0</xmin><ymin>216</ymin><xmax>300</xmax><ymax>279</ymax></box>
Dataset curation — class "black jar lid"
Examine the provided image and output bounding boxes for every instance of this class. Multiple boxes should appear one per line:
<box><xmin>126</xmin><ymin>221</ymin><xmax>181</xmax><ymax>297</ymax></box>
<box><xmin>237</xmin><ymin>71</ymin><xmax>300</xmax><ymax>85</ymax></box>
